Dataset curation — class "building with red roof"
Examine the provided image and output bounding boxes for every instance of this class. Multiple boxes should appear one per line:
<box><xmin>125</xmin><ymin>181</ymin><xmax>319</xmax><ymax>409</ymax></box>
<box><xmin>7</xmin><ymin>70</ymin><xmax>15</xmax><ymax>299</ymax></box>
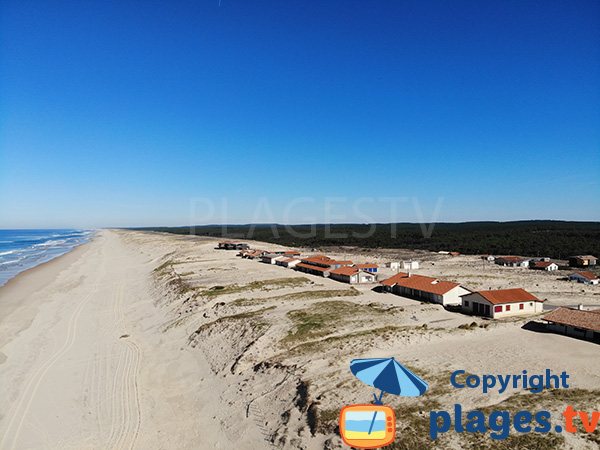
<box><xmin>461</xmin><ymin>288</ymin><xmax>544</xmax><ymax>318</ymax></box>
<box><xmin>495</xmin><ymin>256</ymin><xmax>530</xmax><ymax>268</ymax></box>
<box><xmin>542</xmin><ymin>307</ymin><xmax>600</xmax><ymax>342</ymax></box>
<box><xmin>329</xmin><ymin>266</ymin><xmax>377</xmax><ymax>284</ymax></box>
<box><xmin>275</xmin><ymin>257</ymin><xmax>300</xmax><ymax>269</ymax></box>
<box><xmin>294</xmin><ymin>262</ymin><xmax>332</xmax><ymax>277</ymax></box>
<box><xmin>532</xmin><ymin>261</ymin><xmax>558</xmax><ymax>271</ymax></box>
<box><xmin>568</xmin><ymin>271</ymin><xmax>599</xmax><ymax>285</ymax></box>
<box><xmin>380</xmin><ymin>273</ymin><xmax>470</xmax><ymax>306</ymax></box>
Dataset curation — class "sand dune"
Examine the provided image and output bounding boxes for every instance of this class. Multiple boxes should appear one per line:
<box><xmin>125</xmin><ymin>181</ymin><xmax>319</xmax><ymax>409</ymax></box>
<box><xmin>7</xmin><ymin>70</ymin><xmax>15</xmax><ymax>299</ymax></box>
<box><xmin>1</xmin><ymin>230</ymin><xmax>598</xmax><ymax>450</ymax></box>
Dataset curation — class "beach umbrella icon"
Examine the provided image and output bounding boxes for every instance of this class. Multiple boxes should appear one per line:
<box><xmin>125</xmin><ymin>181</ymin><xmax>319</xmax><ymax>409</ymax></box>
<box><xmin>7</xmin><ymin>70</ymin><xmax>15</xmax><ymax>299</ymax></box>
<box><xmin>350</xmin><ymin>357</ymin><xmax>428</xmax><ymax>435</ymax></box>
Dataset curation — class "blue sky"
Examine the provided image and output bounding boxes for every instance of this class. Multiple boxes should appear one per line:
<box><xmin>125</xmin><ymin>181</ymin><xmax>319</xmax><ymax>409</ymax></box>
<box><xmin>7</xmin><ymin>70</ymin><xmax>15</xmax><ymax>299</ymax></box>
<box><xmin>1</xmin><ymin>0</ymin><xmax>599</xmax><ymax>228</ymax></box>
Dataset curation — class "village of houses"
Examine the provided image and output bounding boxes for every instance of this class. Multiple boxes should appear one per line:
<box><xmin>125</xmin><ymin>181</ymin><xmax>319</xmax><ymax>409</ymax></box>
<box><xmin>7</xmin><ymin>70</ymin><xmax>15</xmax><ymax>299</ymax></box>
<box><xmin>218</xmin><ymin>241</ymin><xmax>600</xmax><ymax>343</ymax></box>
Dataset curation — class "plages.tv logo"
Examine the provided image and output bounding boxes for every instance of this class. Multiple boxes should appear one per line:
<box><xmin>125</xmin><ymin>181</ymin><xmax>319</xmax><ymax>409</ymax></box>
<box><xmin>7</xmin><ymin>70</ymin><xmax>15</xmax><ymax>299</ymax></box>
<box><xmin>339</xmin><ymin>357</ymin><xmax>428</xmax><ymax>449</ymax></box>
<box><xmin>430</xmin><ymin>369</ymin><xmax>600</xmax><ymax>441</ymax></box>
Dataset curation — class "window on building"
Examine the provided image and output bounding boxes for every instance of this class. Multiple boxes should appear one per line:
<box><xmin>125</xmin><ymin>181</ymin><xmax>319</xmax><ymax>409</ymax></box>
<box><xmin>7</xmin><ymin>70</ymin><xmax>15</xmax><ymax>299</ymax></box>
<box><xmin>464</xmin><ymin>301</ymin><xmax>469</xmax><ymax>307</ymax></box>
<box><xmin>520</xmin><ymin>304</ymin><xmax>524</xmax><ymax>310</ymax></box>
<box><xmin>506</xmin><ymin>305</ymin><xmax>511</xmax><ymax>311</ymax></box>
<box><xmin>494</xmin><ymin>306</ymin><xmax>502</xmax><ymax>313</ymax></box>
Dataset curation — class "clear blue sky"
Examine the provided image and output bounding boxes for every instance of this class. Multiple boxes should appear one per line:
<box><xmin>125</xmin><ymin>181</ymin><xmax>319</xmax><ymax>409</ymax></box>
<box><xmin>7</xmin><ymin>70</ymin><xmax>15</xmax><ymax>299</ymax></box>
<box><xmin>1</xmin><ymin>0</ymin><xmax>599</xmax><ymax>228</ymax></box>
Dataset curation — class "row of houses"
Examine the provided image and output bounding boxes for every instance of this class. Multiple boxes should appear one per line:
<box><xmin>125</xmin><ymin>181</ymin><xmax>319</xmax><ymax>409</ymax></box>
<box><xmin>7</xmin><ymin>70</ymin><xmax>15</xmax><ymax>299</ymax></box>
<box><xmin>483</xmin><ymin>254</ymin><xmax>598</xmax><ymax>269</ymax></box>
<box><xmin>236</xmin><ymin>249</ymin><xmax>380</xmax><ymax>284</ymax></box>
<box><xmin>229</xmin><ymin>243</ymin><xmax>598</xmax><ymax>343</ymax></box>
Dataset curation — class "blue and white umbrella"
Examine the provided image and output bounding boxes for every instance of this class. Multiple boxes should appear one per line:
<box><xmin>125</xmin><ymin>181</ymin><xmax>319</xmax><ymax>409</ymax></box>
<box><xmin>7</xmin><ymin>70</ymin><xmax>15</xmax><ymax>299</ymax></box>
<box><xmin>350</xmin><ymin>357</ymin><xmax>428</xmax><ymax>399</ymax></box>
<box><xmin>350</xmin><ymin>357</ymin><xmax>428</xmax><ymax>434</ymax></box>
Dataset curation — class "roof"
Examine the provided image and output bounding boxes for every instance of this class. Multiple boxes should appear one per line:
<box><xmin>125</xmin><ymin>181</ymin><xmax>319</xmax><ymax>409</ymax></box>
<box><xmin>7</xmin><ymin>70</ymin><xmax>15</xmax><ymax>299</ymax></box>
<box><xmin>497</xmin><ymin>256</ymin><xmax>523</xmax><ymax>262</ymax></box>
<box><xmin>302</xmin><ymin>255</ymin><xmax>332</xmax><ymax>263</ymax></box>
<box><xmin>355</xmin><ymin>264</ymin><xmax>379</xmax><ymax>269</ymax></box>
<box><xmin>534</xmin><ymin>261</ymin><xmax>556</xmax><ymax>268</ymax></box>
<box><xmin>381</xmin><ymin>273</ymin><xmax>460</xmax><ymax>295</ymax></box>
<box><xmin>262</xmin><ymin>253</ymin><xmax>280</xmax><ymax>259</ymax></box>
<box><xmin>380</xmin><ymin>272</ymin><xmax>409</xmax><ymax>287</ymax></box>
<box><xmin>542</xmin><ymin>307</ymin><xmax>600</xmax><ymax>332</ymax></box>
<box><xmin>284</xmin><ymin>251</ymin><xmax>301</xmax><ymax>255</ymax></box>
<box><xmin>330</xmin><ymin>260</ymin><xmax>354</xmax><ymax>265</ymax></box>
<box><xmin>394</xmin><ymin>275</ymin><xmax>461</xmax><ymax>295</ymax></box>
<box><xmin>449</xmin><ymin>252</ymin><xmax>460</xmax><ymax>256</ymax></box>
<box><xmin>572</xmin><ymin>271</ymin><xmax>598</xmax><ymax>281</ymax></box>
<box><xmin>572</xmin><ymin>255</ymin><xmax>598</xmax><ymax>260</ymax></box>
<box><xmin>296</xmin><ymin>262</ymin><xmax>331</xmax><ymax>272</ymax></box>
<box><xmin>464</xmin><ymin>288</ymin><xmax>542</xmax><ymax>305</ymax></box>
<box><xmin>280</xmin><ymin>257</ymin><xmax>299</xmax><ymax>263</ymax></box>
<box><xmin>330</xmin><ymin>266</ymin><xmax>359</xmax><ymax>276</ymax></box>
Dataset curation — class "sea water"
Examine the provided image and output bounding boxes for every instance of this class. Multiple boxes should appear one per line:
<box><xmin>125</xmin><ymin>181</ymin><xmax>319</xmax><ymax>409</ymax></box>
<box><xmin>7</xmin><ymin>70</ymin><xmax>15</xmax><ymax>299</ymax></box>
<box><xmin>0</xmin><ymin>229</ymin><xmax>95</xmax><ymax>287</ymax></box>
<box><xmin>343</xmin><ymin>410</ymin><xmax>387</xmax><ymax>439</ymax></box>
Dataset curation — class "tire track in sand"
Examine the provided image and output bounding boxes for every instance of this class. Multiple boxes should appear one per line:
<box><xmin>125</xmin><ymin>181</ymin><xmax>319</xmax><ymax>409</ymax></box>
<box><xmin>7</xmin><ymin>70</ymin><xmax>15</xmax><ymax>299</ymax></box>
<box><xmin>0</xmin><ymin>248</ymin><xmax>107</xmax><ymax>450</ymax></box>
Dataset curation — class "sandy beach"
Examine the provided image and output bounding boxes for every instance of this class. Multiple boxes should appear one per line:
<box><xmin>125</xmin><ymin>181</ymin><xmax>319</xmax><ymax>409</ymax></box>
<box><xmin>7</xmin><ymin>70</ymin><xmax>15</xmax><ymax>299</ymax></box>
<box><xmin>1</xmin><ymin>230</ymin><xmax>599</xmax><ymax>450</ymax></box>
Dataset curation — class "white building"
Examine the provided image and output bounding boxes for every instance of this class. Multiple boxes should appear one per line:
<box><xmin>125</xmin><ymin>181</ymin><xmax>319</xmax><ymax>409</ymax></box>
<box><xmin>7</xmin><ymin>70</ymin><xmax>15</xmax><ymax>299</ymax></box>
<box><xmin>330</xmin><ymin>267</ymin><xmax>377</xmax><ymax>284</ymax></box>
<box><xmin>495</xmin><ymin>257</ymin><xmax>529</xmax><ymax>268</ymax></box>
<box><xmin>276</xmin><ymin>257</ymin><xmax>300</xmax><ymax>269</ymax></box>
<box><xmin>569</xmin><ymin>271</ymin><xmax>599</xmax><ymax>285</ymax></box>
<box><xmin>387</xmin><ymin>261</ymin><xmax>419</xmax><ymax>272</ymax></box>
<box><xmin>261</xmin><ymin>254</ymin><xmax>284</xmax><ymax>264</ymax></box>
<box><xmin>461</xmin><ymin>289</ymin><xmax>544</xmax><ymax>318</ymax></box>
<box><xmin>532</xmin><ymin>261</ymin><xmax>559</xmax><ymax>271</ymax></box>
<box><xmin>380</xmin><ymin>273</ymin><xmax>470</xmax><ymax>306</ymax></box>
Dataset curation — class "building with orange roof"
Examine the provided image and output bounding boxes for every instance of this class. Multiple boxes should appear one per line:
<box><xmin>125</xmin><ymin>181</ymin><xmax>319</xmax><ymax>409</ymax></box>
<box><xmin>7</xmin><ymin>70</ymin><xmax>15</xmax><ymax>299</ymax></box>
<box><xmin>461</xmin><ymin>288</ymin><xmax>544</xmax><ymax>318</ymax></box>
<box><xmin>329</xmin><ymin>266</ymin><xmax>377</xmax><ymax>284</ymax></box>
<box><xmin>295</xmin><ymin>262</ymin><xmax>332</xmax><ymax>277</ymax></box>
<box><xmin>275</xmin><ymin>257</ymin><xmax>300</xmax><ymax>269</ymax></box>
<box><xmin>568</xmin><ymin>271</ymin><xmax>599</xmax><ymax>285</ymax></box>
<box><xmin>495</xmin><ymin>256</ymin><xmax>530</xmax><ymax>268</ymax></box>
<box><xmin>261</xmin><ymin>253</ymin><xmax>285</xmax><ymax>264</ymax></box>
<box><xmin>532</xmin><ymin>261</ymin><xmax>558</xmax><ymax>271</ymax></box>
<box><xmin>542</xmin><ymin>306</ymin><xmax>600</xmax><ymax>341</ymax></box>
<box><xmin>379</xmin><ymin>273</ymin><xmax>470</xmax><ymax>306</ymax></box>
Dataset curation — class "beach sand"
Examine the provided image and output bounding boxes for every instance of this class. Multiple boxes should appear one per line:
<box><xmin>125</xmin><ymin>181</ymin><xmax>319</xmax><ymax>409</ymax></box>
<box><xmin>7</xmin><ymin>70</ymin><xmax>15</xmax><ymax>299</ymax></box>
<box><xmin>1</xmin><ymin>230</ymin><xmax>598</xmax><ymax>449</ymax></box>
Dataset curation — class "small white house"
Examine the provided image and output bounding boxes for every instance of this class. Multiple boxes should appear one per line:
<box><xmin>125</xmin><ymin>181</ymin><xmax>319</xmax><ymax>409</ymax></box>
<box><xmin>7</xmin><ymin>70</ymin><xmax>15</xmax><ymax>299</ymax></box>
<box><xmin>387</xmin><ymin>262</ymin><xmax>401</xmax><ymax>271</ymax></box>
<box><xmin>387</xmin><ymin>261</ymin><xmax>419</xmax><ymax>271</ymax></box>
<box><xmin>532</xmin><ymin>261</ymin><xmax>559</xmax><ymax>271</ymax></box>
<box><xmin>330</xmin><ymin>267</ymin><xmax>377</xmax><ymax>284</ymax></box>
<box><xmin>261</xmin><ymin>254</ymin><xmax>284</xmax><ymax>264</ymax></box>
<box><xmin>481</xmin><ymin>255</ymin><xmax>495</xmax><ymax>261</ymax></box>
<box><xmin>569</xmin><ymin>271</ymin><xmax>599</xmax><ymax>285</ymax></box>
<box><xmin>461</xmin><ymin>288</ymin><xmax>544</xmax><ymax>318</ymax></box>
<box><xmin>276</xmin><ymin>257</ymin><xmax>300</xmax><ymax>269</ymax></box>
<box><xmin>495</xmin><ymin>257</ymin><xmax>529</xmax><ymax>268</ymax></box>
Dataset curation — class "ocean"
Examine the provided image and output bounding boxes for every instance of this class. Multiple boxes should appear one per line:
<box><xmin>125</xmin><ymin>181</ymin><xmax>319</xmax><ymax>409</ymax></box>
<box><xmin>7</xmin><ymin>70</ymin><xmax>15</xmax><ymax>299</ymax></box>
<box><xmin>0</xmin><ymin>229</ymin><xmax>95</xmax><ymax>287</ymax></box>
